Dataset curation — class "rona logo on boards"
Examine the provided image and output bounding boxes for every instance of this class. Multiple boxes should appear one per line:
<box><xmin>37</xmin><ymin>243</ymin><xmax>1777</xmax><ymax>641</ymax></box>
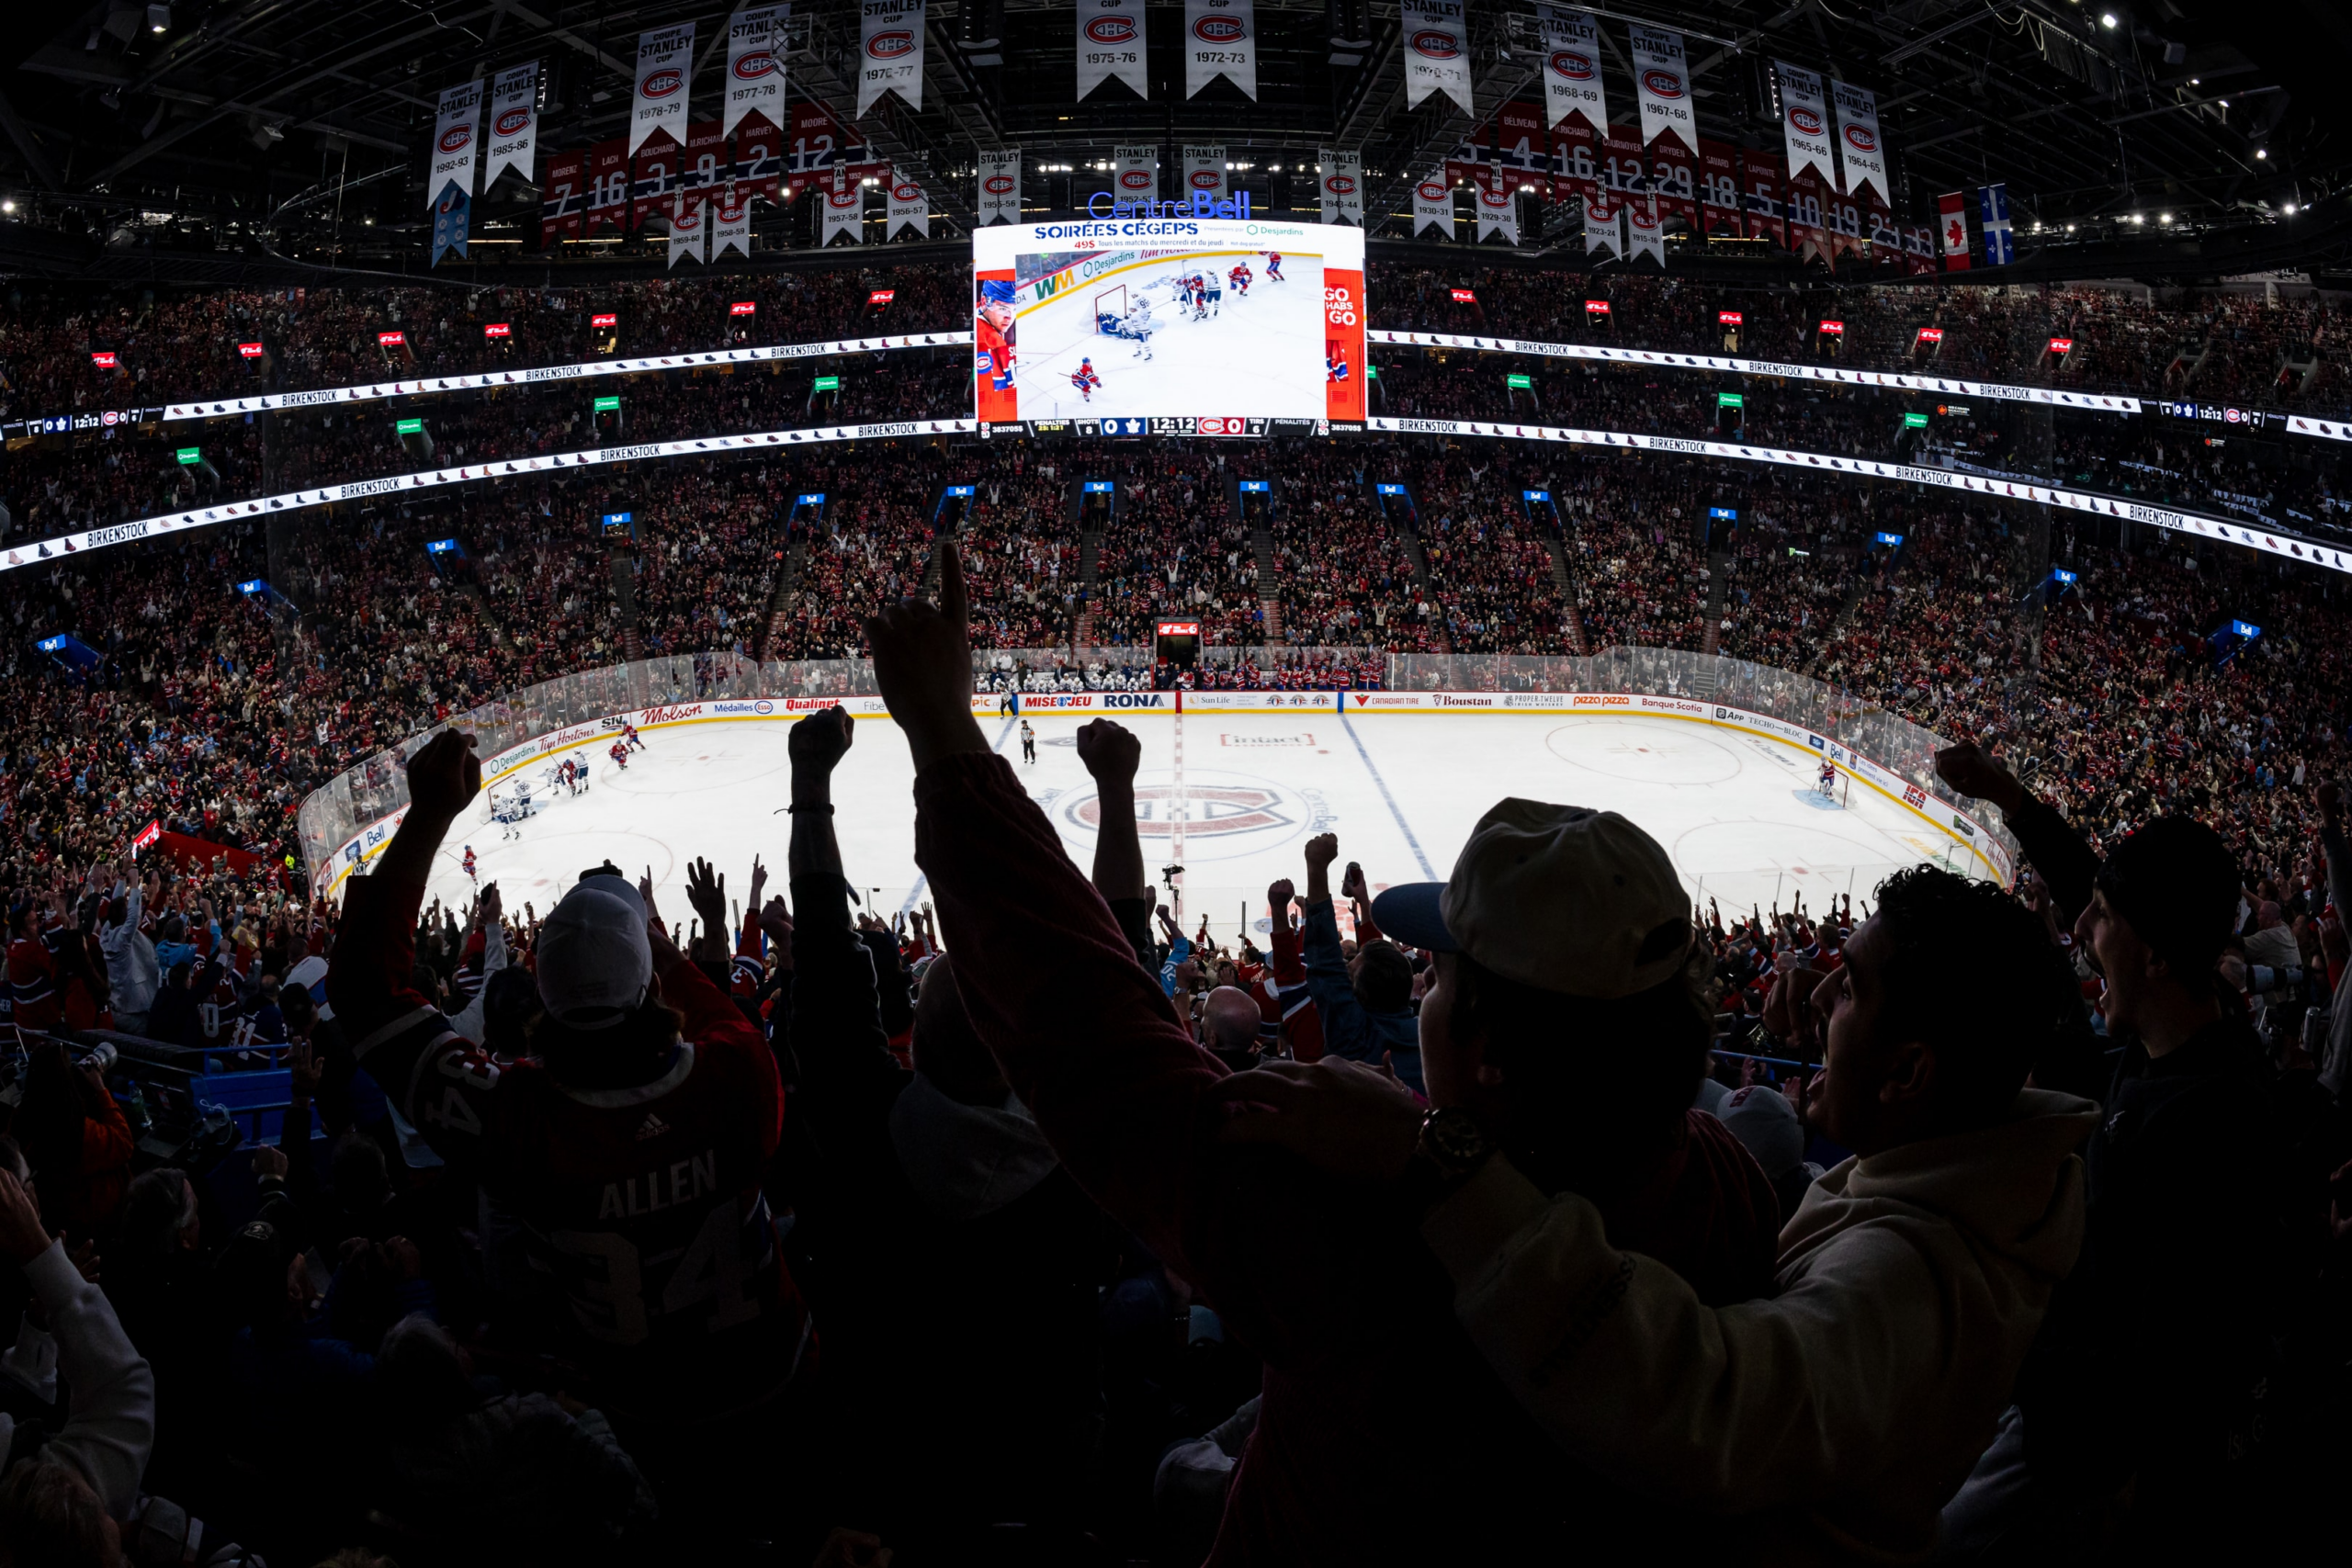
<box><xmin>1642</xmin><ymin>69</ymin><xmax>1684</xmax><ymax>98</ymax></box>
<box><xmin>1787</xmin><ymin>105</ymin><xmax>1825</xmax><ymax>136</ymax></box>
<box><xmin>1552</xmin><ymin>51</ymin><xmax>1595</xmax><ymax>80</ymax></box>
<box><xmin>984</xmin><ymin>175</ymin><xmax>1016</xmax><ymax>195</ymax></box>
<box><xmin>733</xmin><ymin>51</ymin><xmax>776</xmax><ymax>79</ymax></box>
<box><xmin>494</xmin><ymin>108</ymin><xmax>532</xmax><ymax>136</ymax></box>
<box><xmin>866</xmin><ymin>29</ymin><xmax>914</xmax><ymax>58</ymax></box>
<box><xmin>641</xmin><ymin>704</ymin><xmax>704</xmax><ymax>725</ymax></box>
<box><xmin>438</xmin><ymin>126</ymin><xmax>471</xmax><ymax>152</ymax></box>
<box><xmin>1085</xmin><ymin>16</ymin><xmax>1139</xmax><ymax>44</ymax></box>
<box><xmin>1194</xmin><ymin>17</ymin><xmax>1245</xmax><ymax>42</ymax></box>
<box><xmin>641</xmin><ymin>69</ymin><xmax>684</xmax><ymax>98</ymax></box>
<box><xmin>1843</xmin><ymin>125</ymin><xmax>1877</xmax><ymax>152</ymax></box>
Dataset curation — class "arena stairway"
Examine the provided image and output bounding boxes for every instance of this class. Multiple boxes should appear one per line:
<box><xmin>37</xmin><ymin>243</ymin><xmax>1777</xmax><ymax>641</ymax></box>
<box><xmin>609</xmin><ymin>548</ymin><xmax>644</xmax><ymax>661</ymax></box>
<box><xmin>1074</xmin><ymin>528</ymin><xmax>1102</xmax><ymax>644</ymax></box>
<box><xmin>758</xmin><ymin>540</ymin><xmax>808</xmax><ymax>661</ymax></box>
<box><xmin>1250</xmin><ymin>525</ymin><xmax>1283</xmax><ymax>639</ymax></box>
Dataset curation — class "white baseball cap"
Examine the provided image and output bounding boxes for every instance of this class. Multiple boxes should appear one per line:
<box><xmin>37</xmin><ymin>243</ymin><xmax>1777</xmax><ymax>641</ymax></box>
<box><xmin>536</xmin><ymin>886</ymin><xmax>651</xmax><ymax>1028</ymax></box>
<box><xmin>1370</xmin><ymin>798</ymin><xmax>1691</xmax><ymax>999</ymax></box>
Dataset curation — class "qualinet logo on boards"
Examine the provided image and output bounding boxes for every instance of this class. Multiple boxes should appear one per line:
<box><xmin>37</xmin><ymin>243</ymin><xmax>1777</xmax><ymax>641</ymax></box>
<box><xmin>641</xmin><ymin>704</ymin><xmax>704</xmax><ymax>724</ymax></box>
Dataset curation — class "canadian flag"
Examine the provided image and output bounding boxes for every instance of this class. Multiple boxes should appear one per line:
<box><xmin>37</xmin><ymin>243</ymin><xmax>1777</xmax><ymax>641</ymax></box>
<box><xmin>1937</xmin><ymin>191</ymin><xmax>1970</xmax><ymax>270</ymax></box>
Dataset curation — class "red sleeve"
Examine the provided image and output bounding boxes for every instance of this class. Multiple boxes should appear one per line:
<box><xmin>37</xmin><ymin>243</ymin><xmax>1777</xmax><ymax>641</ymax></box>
<box><xmin>82</xmin><ymin>1092</ymin><xmax>134</xmax><ymax>1170</ymax></box>
<box><xmin>663</xmin><ymin>954</ymin><xmax>784</xmax><ymax>1160</ymax></box>
<box><xmin>730</xmin><ymin>911</ymin><xmax>765</xmax><ymax>998</ymax></box>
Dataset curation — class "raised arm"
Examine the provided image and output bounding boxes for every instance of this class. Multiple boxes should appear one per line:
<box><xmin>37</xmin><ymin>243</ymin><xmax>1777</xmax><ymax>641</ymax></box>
<box><xmin>1937</xmin><ymin>740</ymin><xmax>2098</xmax><ymax>925</ymax></box>
<box><xmin>1077</xmin><ymin>718</ymin><xmax>1159</xmax><ymax>975</ymax></box>
<box><xmin>1297</xmin><ymin>833</ymin><xmax>1379</xmax><ymax>1066</ymax></box>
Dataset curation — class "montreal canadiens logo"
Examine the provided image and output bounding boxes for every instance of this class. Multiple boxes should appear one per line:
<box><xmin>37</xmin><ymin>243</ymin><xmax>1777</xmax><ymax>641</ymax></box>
<box><xmin>1120</xmin><ymin>169</ymin><xmax>1154</xmax><ymax>190</ymax></box>
<box><xmin>1552</xmin><ymin>51</ymin><xmax>1594</xmax><ymax>81</ymax></box>
<box><xmin>1193</xmin><ymin>17</ymin><xmax>1245</xmax><ymax>43</ymax></box>
<box><xmin>866</xmin><ymin>29</ymin><xmax>913</xmax><ymax>58</ymax></box>
<box><xmin>1643</xmin><ymin>69</ymin><xmax>1684</xmax><ymax>98</ymax></box>
<box><xmin>493</xmin><ymin>108</ymin><xmax>531</xmax><ymax>136</ymax></box>
<box><xmin>1326</xmin><ymin>175</ymin><xmax>1357</xmax><ymax>195</ymax></box>
<box><xmin>1410</xmin><ymin>29</ymin><xmax>1459</xmax><ymax>59</ymax></box>
<box><xmin>894</xmin><ymin>183</ymin><xmax>921</xmax><ymax>200</ymax></box>
<box><xmin>1085</xmin><ymin>16</ymin><xmax>1138</xmax><ymax>44</ymax></box>
<box><xmin>1788</xmin><ymin>105</ymin><xmax>1824</xmax><ymax>136</ymax></box>
<box><xmin>829</xmin><ymin>187</ymin><xmax>859</xmax><ymax>208</ymax></box>
<box><xmin>984</xmin><ymin>175</ymin><xmax>1016</xmax><ymax>194</ymax></box>
<box><xmin>1191</xmin><ymin>171</ymin><xmax>1221</xmax><ymax>189</ymax></box>
<box><xmin>1843</xmin><ymin>125</ymin><xmax>1877</xmax><ymax>152</ymax></box>
<box><xmin>438</xmin><ymin>125</ymin><xmax>471</xmax><ymax>152</ymax></box>
<box><xmin>1064</xmin><ymin>777</ymin><xmax>1303</xmax><ymax>851</ymax></box>
<box><xmin>641</xmin><ymin>69</ymin><xmax>684</xmax><ymax>99</ymax></box>
<box><xmin>1418</xmin><ymin>181</ymin><xmax>1448</xmax><ymax>201</ymax></box>
<box><xmin>734</xmin><ymin>51</ymin><xmax>775</xmax><ymax>79</ymax></box>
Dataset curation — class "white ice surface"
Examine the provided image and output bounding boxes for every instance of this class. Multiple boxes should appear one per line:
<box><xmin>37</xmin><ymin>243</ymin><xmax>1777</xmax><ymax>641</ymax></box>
<box><xmin>425</xmin><ymin>712</ymin><xmax>1984</xmax><ymax>941</ymax></box>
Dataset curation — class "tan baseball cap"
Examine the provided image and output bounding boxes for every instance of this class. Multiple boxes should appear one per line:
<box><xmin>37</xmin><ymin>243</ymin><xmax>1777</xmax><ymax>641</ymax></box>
<box><xmin>1369</xmin><ymin>799</ymin><xmax>1693</xmax><ymax>999</ymax></box>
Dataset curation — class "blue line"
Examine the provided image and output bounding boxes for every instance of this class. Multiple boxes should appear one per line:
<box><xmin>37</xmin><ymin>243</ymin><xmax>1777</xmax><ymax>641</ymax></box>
<box><xmin>898</xmin><ymin>713</ymin><xmax>1023</xmax><ymax>917</ymax></box>
<box><xmin>1340</xmin><ymin>712</ymin><xmax>1436</xmax><ymax>879</ymax></box>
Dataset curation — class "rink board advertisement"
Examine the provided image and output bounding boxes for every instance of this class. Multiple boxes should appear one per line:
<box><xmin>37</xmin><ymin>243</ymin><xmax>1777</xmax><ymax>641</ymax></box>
<box><xmin>972</xmin><ymin>219</ymin><xmax>1365</xmax><ymax>426</ymax></box>
<box><xmin>318</xmin><ymin>689</ymin><xmax>2001</xmax><ymax>895</ymax></box>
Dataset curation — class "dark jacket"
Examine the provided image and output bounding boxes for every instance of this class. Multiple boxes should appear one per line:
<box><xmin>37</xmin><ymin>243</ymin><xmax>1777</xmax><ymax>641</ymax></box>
<box><xmin>1299</xmin><ymin>897</ymin><xmax>1424</xmax><ymax>1093</ymax></box>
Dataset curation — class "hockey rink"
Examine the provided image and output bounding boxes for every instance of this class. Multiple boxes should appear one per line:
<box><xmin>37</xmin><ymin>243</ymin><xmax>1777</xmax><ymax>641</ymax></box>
<box><xmin>421</xmin><ymin>711</ymin><xmax>1989</xmax><ymax>942</ymax></box>
<box><xmin>1010</xmin><ymin>251</ymin><xmax>1331</xmax><ymax>424</ymax></box>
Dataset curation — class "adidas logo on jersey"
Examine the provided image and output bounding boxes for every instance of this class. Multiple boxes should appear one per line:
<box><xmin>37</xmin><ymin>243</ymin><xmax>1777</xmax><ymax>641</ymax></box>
<box><xmin>635</xmin><ymin>1112</ymin><xmax>672</xmax><ymax>1141</ymax></box>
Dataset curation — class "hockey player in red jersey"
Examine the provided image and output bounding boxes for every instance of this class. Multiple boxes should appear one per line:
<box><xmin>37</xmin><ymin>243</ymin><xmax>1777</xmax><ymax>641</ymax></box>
<box><xmin>1228</xmin><ymin>262</ymin><xmax>1251</xmax><ymax>297</ymax></box>
<box><xmin>623</xmin><ymin>720</ymin><xmax>644</xmax><ymax>752</ymax></box>
<box><xmin>329</xmin><ymin>729</ymin><xmax>799</xmax><ymax>1440</ymax></box>
<box><xmin>609</xmin><ymin>739</ymin><xmax>629</xmax><ymax>771</ymax></box>
<box><xmin>1265</xmin><ymin>251</ymin><xmax>1284</xmax><ymax>281</ymax></box>
<box><xmin>1327</xmin><ymin>345</ymin><xmax>1351</xmax><ymax>383</ymax></box>
<box><xmin>1069</xmin><ymin>357</ymin><xmax>1102</xmax><ymax>402</ymax></box>
<box><xmin>461</xmin><ymin>846</ymin><xmax>478</xmax><ymax>884</ymax></box>
<box><xmin>975</xmin><ymin>278</ymin><xmax>1018</xmax><ymax>392</ymax></box>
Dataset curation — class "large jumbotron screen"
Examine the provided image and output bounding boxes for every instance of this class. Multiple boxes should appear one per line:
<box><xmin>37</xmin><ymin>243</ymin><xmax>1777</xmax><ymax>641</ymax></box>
<box><xmin>972</xmin><ymin>217</ymin><xmax>1366</xmax><ymax>431</ymax></box>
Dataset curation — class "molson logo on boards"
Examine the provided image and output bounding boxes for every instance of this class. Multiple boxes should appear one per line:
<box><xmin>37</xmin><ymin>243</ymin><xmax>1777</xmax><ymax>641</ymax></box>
<box><xmin>641</xmin><ymin>69</ymin><xmax>684</xmax><ymax>98</ymax></box>
<box><xmin>1643</xmin><ymin>69</ymin><xmax>1684</xmax><ymax>98</ymax></box>
<box><xmin>1120</xmin><ymin>170</ymin><xmax>1155</xmax><ymax>190</ymax></box>
<box><xmin>866</xmin><ymin>29</ymin><xmax>914</xmax><ymax>57</ymax></box>
<box><xmin>1085</xmin><ymin>16</ymin><xmax>1139</xmax><ymax>44</ymax></box>
<box><xmin>733</xmin><ymin>51</ymin><xmax>776</xmax><ymax>79</ymax></box>
<box><xmin>984</xmin><ymin>175</ymin><xmax>1016</xmax><ymax>194</ymax></box>
<box><xmin>438</xmin><ymin>126</ymin><xmax>471</xmax><ymax>152</ymax></box>
<box><xmin>1552</xmin><ymin>51</ymin><xmax>1595</xmax><ymax>80</ymax></box>
<box><xmin>1788</xmin><ymin>106</ymin><xmax>1825</xmax><ymax>136</ymax></box>
<box><xmin>1194</xmin><ymin>17</ymin><xmax>1245</xmax><ymax>42</ymax></box>
<box><xmin>1843</xmin><ymin>125</ymin><xmax>1877</xmax><ymax>152</ymax></box>
<box><xmin>494</xmin><ymin>108</ymin><xmax>532</xmax><ymax>136</ymax></box>
<box><xmin>641</xmin><ymin>704</ymin><xmax>704</xmax><ymax>724</ymax></box>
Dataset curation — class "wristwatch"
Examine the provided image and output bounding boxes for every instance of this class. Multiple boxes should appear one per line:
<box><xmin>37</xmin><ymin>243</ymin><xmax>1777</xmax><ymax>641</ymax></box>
<box><xmin>1396</xmin><ymin>1106</ymin><xmax>1496</xmax><ymax>1210</ymax></box>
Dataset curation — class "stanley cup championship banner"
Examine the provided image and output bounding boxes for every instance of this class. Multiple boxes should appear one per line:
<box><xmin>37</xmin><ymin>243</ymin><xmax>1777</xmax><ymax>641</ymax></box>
<box><xmin>1181</xmin><ymin>145</ymin><xmax>1228</xmax><ymax>204</ymax></box>
<box><xmin>668</xmin><ymin>196</ymin><xmax>707</xmax><ymax>267</ymax></box>
<box><xmin>482</xmin><ymin>62</ymin><xmax>537</xmax><ymax>190</ymax></box>
<box><xmin>857</xmin><ymin>0</ymin><xmax>924</xmax><ymax>116</ymax></box>
<box><xmin>888</xmin><ymin>174</ymin><xmax>929</xmax><ymax>238</ymax></box>
<box><xmin>1584</xmin><ymin>190</ymin><xmax>1622</xmax><ymax>259</ymax></box>
<box><xmin>1183</xmin><ymin>0</ymin><xmax>1256</xmax><ymax>99</ymax></box>
<box><xmin>426</xmin><ymin>81</ymin><xmax>481</xmax><ymax>207</ymax></box>
<box><xmin>1832</xmin><ymin>79</ymin><xmax>1887</xmax><ymax>204</ymax></box>
<box><xmin>1538</xmin><ymin>7</ymin><xmax>1607</xmax><ymax>133</ymax></box>
<box><xmin>1413</xmin><ymin>172</ymin><xmax>1455</xmax><ymax>237</ymax></box>
<box><xmin>1319</xmin><ymin>148</ymin><xmax>1363</xmax><ymax>225</ymax></box>
<box><xmin>1114</xmin><ymin>144</ymin><xmax>1159</xmax><ymax>205</ymax></box>
<box><xmin>1625</xmin><ymin>190</ymin><xmax>1664</xmax><ymax>265</ymax></box>
<box><xmin>724</xmin><ymin>5</ymin><xmax>787</xmax><ymax>138</ymax></box>
<box><xmin>977</xmin><ymin>149</ymin><xmax>1020</xmax><ymax>224</ymax></box>
<box><xmin>1627</xmin><ymin>25</ymin><xmax>1695</xmax><ymax>154</ymax></box>
<box><xmin>630</xmin><ymin>25</ymin><xmax>694</xmax><ymax>155</ymax></box>
<box><xmin>821</xmin><ymin>174</ymin><xmax>865</xmax><ymax>244</ymax></box>
<box><xmin>712</xmin><ymin>190</ymin><xmax>752</xmax><ymax>258</ymax></box>
<box><xmin>1400</xmin><ymin>0</ymin><xmax>1472</xmax><ymax>113</ymax></box>
<box><xmin>1475</xmin><ymin>177</ymin><xmax>1518</xmax><ymax>244</ymax></box>
<box><xmin>1076</xmin><ymin>0</ymin><xmax>1148</xmax><ymax>99</ymax></box>
<box><xmin>1777</xmin><ymin>62</ymin><xmax>1837</xmax><ymax>187</ymax></box>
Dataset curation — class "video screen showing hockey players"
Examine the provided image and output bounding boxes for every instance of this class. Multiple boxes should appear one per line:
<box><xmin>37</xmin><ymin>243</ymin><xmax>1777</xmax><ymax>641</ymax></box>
<box><xmin>972</xmin><ymin>218</ymin><xmax>1366</xmax><ymax>428</ymax></box>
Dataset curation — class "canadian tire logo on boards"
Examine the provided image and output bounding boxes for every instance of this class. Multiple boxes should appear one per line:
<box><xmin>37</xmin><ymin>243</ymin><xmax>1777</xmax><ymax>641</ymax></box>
<box><xmin>1643</xmin><ymin>69</ymin><xmax>1684</xmax><ymax>98</ymax></box>
<box><xmin>866</xmin><ymin>30</ymin><xmax>914</xmax><ymax>58</ymax></box>
<box><xmin>641</xmin><ymin>69</ymin><xmax>684</xmax><ymax>98</ymax></box>
<box><xmin>438</xmin><ymin>126</ymin><xmax>471</xmax><ymax>152</ymax></box>
<box><xmin>1193</xmin><ymin>17</ymin><xmax>1245</xmax><ymax>42</ymax></box>
<box><xmin>1844</xmin><ymin>125</ymin><xmax>1876</xmax><ymax>152</ymax></box>
<box><xmin>1552</xmin><ymin>51</ymin><xmax>1594</xmax><ymax>80</ymax></box>
<box><xmin>1410</xmin><ymin>30</ymin><xmax>1459</xmax><ymax>59</ymax></box>
<box><xmin>1086</xmin><ymin>17</ymin><xmax>1138</xmax><ymax>44</ymax></box>
<box><xmin>1788</xmin><ymin>105</ymin><xmax>1824</xmax><ymax>136</ymax></box>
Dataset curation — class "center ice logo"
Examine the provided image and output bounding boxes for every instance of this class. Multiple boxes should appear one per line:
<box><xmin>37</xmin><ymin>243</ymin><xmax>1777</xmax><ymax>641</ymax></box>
<box><xmin>1064</xmin><ymin>782</ymin><xmax>1299</xmax><ymax>843</ymax></box>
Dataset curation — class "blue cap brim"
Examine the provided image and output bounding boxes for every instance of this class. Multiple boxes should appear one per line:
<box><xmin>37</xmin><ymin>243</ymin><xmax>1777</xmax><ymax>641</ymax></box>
<box><xmin>1370</xmin><ymin>883</ymin><xmax>1455</xmax><ymax>953</ymax></box>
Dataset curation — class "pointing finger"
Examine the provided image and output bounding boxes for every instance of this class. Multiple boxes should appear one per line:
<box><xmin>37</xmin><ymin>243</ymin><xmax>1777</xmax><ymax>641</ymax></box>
<box><xmin>937</xmin><ymin>536</ymin><xmax>967</xmax><ymax>632</ymax></box>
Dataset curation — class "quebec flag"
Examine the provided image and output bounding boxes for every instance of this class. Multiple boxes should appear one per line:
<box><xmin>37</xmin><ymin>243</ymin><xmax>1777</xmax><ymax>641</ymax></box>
<box><xmin>1976</xmin><ymin>183</ymin><xmax>2014</xmax><ymax>266</ymax></box>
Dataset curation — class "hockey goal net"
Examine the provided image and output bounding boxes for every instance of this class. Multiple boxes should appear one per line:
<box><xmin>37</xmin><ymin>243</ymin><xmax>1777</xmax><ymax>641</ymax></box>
<box><xmin>1093</xmin><ymin>285</ymin><xmax>1127</xmax><ymax>329</ymax></box>
<box><xmin>1816</xmin><ymin>765</ymin><xmax>1850</xmax><ymax>808</ymax></box>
